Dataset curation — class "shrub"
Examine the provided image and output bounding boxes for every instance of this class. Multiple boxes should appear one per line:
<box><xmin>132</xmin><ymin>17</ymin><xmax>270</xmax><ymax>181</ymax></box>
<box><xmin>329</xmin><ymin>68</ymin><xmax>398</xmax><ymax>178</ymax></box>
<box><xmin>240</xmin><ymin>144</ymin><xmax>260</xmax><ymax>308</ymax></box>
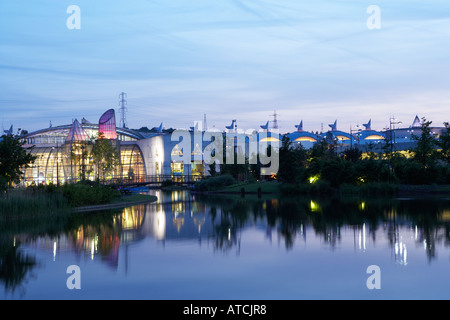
<box><xmin>62</xmin><ymin>183</ymin><xmax>120</xmax><ymax>207</ymax></box>
<box><xmin>194</xmin><ymin>174</ymin><xmax>237</xmax><ymax>191</ymax></box>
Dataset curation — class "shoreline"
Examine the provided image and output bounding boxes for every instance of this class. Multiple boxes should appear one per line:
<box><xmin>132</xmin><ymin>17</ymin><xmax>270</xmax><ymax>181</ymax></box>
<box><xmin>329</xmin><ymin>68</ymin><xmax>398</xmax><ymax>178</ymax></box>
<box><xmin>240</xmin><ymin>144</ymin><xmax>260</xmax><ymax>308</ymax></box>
<box><xmin>192</xmin><ymin>182</ymin><xmax>450</xmax><ymax>197</ymax></box>
<box><xmin>72</xmin><ymin>194</ymin><xmax>158</xmax><ymax>213</ymax></box>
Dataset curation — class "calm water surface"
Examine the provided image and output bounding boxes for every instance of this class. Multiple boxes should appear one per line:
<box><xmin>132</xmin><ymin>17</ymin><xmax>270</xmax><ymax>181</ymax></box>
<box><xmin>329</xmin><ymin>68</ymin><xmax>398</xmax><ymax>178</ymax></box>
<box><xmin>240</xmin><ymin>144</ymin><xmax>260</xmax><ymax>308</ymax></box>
<box><xmin>1</xmin><ymin>190</ymin><xmax>450</xmax><ymax>300</ymax></box>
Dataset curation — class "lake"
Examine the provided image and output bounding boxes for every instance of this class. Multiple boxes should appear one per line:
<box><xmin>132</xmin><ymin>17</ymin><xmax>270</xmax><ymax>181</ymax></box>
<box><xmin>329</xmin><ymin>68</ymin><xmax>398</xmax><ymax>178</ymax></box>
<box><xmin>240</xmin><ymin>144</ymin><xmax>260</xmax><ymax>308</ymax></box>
<box><xmin>1</xmin><ymin>190</ymin><xmax>449</xmax><ymax>300</ymax></box>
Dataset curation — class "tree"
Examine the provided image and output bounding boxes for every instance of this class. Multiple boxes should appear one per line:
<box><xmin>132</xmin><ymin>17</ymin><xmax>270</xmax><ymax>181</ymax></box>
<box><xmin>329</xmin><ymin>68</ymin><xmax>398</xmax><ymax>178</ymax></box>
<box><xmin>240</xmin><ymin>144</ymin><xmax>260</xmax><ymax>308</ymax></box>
<box><xmin>411</xmin><ymin>117</ymin><xmax>437</xmax><ymax>167</ymax></box>
<box><xmin>0</xmin><ymin>134</ymin><xmax>36</xmax><ymax>188</ymax></box>
<box><xmin>91</xmin><ymin>132</ymin><xmax>120</xmax><ymax>181</ymax></box>
<box><xmin>342</xmin><ymin>147</ymin><xmax>362</xmax><ymax>162</ymax></box>
<box><xmin>276</xmin><ymin>136</ymin><xmax>306</xmax><ymax>183</ymax></box>
<box><xmin>437</xmin><ymin>122</ymin><xmax>450</xmax><ymax>163</ymax></box>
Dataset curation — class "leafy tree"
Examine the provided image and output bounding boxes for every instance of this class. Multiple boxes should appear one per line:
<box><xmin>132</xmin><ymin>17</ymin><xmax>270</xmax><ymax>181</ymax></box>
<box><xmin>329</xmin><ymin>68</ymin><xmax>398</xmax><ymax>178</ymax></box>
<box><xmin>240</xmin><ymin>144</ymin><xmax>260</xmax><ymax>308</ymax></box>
<box><xmin>342</xmin><ymin>147</ymin><xmax>362</xmax><ymax>162</ymax></box>
<box><xmin>91</xmin><ymin>132</ymin><xmax>120</xmax><ymax>181</ymax></box>
<box><xmin>410</xmin><ymin>117</ymin><xmax>437</xmax><ymax>167</ymax></box>
<box><xmin>0</xmin><ymin>134</ymin><xmax>36</xmax><ymax>188</ymax></box>
<box><xmin>437</xmin><ymin>122</ymin><xmax>450</xmax><ymax>163</ymax></box>
<box><xmin>276</xmin><ymin>136</ymin><xmax>306</xmax><ymax>183</ymax></box>
<box><xmin>309</xmin><ymin>134</ymin><xmax>338</xmax><ymax>161</ymax></box>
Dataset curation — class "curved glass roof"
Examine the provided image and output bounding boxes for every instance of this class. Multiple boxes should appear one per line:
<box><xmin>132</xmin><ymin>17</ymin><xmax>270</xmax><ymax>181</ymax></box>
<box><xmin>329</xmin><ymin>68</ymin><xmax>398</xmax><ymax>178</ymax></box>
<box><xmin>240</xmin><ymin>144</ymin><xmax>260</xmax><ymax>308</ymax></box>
<box><xmin>358</xmin><ymin>130</ymin><xmax>386</xmax><ymax>141</ymax></box>
<box><xmin>256</xmin><ymin>131</ymin><xmax>282</xmax><ymax>143</ymax></box>
<box><xmin>286</xmin><ymin>131</ymin><xmax>319</xmax><ymax>142</ymax></box>
<box><xmin>99</xmin><ymin>109</ymin><xmax>117</xmax><ymax>140</ymax></box>
<box><xmin>321</xmin><ymin>130</ymin><xmax>354</xmax><ymax>141</ymax></box>
<box><xmin>22</xmin><ymin>123</ymin><xmax>145</xmax><ymax>144</ymax></box>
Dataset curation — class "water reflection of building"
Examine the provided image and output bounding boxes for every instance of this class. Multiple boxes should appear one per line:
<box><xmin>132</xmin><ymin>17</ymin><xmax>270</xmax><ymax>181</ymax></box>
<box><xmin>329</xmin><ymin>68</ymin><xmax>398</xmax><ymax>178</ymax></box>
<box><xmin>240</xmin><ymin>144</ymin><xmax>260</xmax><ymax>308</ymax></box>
<box><xmin>16</xmin><ymin>196</ymin><xmax>450</xmax><ymax>273</ymax></box>
<box><xmin>139</xmin><ymin>191</ymin><xmax>214</xmax><ymax>242</ymax></box>
<box><xmin>16</xmin><ymin>204</ymin><xmax>147</xmax><ymax>269</ymax></box>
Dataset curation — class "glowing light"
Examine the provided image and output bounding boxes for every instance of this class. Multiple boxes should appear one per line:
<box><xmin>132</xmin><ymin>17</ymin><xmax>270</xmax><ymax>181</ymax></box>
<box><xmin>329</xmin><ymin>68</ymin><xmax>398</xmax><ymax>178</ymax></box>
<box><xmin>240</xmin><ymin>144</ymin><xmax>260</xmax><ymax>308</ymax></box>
<box><xmin>359</xmin><ymin>201</ymin><xmax>366</xmax><ymax>211</ymax></box>
<box><xmin>260</xmin><ymin>137</ymin><xmax>281</xmax><ymax>142</ymax></box>
<box><xmin>294</xmin><ymin>136</ymin><xmax>318</xmax><ymax>142</ymax></box>
<box><xmin>309</xmin><ymin>174</ymin><xmax>320</xmax><ymax>184</ymax></box>
<box><xmin>310</xmin><ymin>200</ymin><xmax>321</xmax><ymax>212</ymax></box>
<box><xmin>364</xmin><ymin>134</ymin><xmax>385</xmax><ymax>140</ymax></box>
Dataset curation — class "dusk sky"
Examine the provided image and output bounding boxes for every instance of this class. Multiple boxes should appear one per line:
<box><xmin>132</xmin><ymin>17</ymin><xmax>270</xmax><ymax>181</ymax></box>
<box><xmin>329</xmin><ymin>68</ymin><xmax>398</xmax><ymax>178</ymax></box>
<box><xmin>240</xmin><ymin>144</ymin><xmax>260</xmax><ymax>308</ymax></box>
<box><xmin>1</xmin><ymin>0</ymin><xmax>450</xmax><ymax>134</ymax></box>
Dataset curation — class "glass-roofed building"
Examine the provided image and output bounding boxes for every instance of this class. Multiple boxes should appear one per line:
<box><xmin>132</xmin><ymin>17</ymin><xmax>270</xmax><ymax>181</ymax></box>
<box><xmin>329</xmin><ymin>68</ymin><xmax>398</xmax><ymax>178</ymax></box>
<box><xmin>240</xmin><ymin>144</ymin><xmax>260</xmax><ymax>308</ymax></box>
<box><xmin>18</xmin><ymin>109</ymin><xmax>219</xmax><ymax>186</ymax></box>
<box><xmin>14</xmin><ymin>108</ymin><xmax>449</xmax><ymax>187</ymax></box>
<box><xmin>20</xmin><ymin>109</ymin><xmax>149</xmax><ymax>186</ymax></box>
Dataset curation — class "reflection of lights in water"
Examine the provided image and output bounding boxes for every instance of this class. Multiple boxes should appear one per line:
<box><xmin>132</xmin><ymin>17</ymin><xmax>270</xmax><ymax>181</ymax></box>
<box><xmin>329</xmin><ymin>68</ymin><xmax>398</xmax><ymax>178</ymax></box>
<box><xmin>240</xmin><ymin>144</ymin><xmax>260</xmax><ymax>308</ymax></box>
<box><xmin>91</xmin><ymin>239</ymin><xmax>95</xmax><ymax>260</ymax></box>
<box><xmin>120</xmin><ymin>206</ymin><xmax>145</xmax><ymax>230</ymax></box>
<box><xmin>173</xmin><ymin>212</ymin><xmax>185</xmax><ymax>233</ymax></box>
<box><xmin>392</xmin><ymin>236</ymin><xmax>407</xmax><ymax>266</ymax></box>
<box><xmin>228</xmin><ymin>228</ymin><xmax>231</xmax><ymax>241</ymax></box>
<box><xmin>358</xmin><ymin>224</ymin><xmax>366</xmax><ymax>251</ymax></box>
<box><xmin>53</xmin><ymin>241</ymin><xmax>57</xmax><ymax>261</ymax></box>
<box><xmin>154</xmin><ymin>210</ymin><xmax>166</xmax><ymax>240</ymax></box>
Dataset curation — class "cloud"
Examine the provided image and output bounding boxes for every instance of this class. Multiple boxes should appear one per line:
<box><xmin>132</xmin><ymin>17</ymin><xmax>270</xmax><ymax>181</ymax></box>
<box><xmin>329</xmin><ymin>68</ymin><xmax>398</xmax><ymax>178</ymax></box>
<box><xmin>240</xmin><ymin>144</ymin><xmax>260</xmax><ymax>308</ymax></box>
<box><xmin>1</xmin><ymin>0</ymin><xmax>450</xmax><ymax>133</ymax></box>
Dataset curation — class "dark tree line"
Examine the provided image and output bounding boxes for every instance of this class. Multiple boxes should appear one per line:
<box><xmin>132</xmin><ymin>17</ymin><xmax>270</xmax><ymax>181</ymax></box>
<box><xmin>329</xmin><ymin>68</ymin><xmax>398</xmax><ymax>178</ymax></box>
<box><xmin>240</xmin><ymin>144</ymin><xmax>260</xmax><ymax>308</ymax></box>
<box><xmin>276</xmin><ymin>117</ymin><xmax>450</xmax><ymax>187</ymax></box>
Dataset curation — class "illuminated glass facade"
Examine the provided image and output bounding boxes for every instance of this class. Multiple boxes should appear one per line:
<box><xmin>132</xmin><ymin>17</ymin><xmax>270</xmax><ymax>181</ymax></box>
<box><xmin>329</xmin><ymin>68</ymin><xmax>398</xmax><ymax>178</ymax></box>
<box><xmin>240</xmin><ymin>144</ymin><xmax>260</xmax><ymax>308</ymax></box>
<box><xmin>20</xmin><ymin>114</ymin><xmax>146</xmax><ymax>186</ymax></box>
<box><xmin>121</xmin><ymin>144</ymin><xmax>146</xmax><ymax>182</ymax></box>
<box><xmin>98</xmin><ymin>109</ymin><xmax>118</xmax><ymax>140</ymax></box>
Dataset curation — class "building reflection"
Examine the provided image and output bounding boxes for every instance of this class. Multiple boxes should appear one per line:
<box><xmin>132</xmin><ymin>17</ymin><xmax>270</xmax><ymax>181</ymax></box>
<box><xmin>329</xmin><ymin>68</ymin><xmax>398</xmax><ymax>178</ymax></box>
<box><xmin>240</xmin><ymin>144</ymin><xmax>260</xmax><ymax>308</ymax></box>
<box><xmin>12</xmin><ymin>193</ymin><xmax>450</xmax><ymax>272</ymax></box>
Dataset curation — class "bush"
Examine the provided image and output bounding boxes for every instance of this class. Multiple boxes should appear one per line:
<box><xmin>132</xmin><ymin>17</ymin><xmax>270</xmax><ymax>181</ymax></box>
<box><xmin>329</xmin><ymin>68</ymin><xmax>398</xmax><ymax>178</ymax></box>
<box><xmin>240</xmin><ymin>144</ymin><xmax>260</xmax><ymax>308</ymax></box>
<box><xmin>193</xmin><ymin>174</ymin><xmax>237</xmax><ymax>192</ymax></box>
<box><xmin>62</xmin><ymin>182</ymin><xmax>120</xmax><ymax>207</ymax></box>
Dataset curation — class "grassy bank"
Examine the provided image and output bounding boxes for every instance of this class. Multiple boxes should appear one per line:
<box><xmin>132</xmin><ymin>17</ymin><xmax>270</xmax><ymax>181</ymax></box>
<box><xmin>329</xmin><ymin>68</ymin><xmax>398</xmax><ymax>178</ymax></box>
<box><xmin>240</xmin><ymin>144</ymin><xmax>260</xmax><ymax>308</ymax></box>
<box><xmin>192</xmin><ymin>174</ymin><xmax>281</xmax><ymax>194</ymax></box>
<box><xmin>74</xmin><ymin>193</ymin><xmax>158</xmax><ymax>212</ymax></box>
<box><xmin>0</xmin><ymin>188</ymin><xmax>71</xmax><ymax>219</ymax></box>
<box><xmin>215</xmin><ymin>181</ymin><xmax>281</xmax><ymax>194</ymax></box>
<box><xmin>0</xmin><ymin>182</ymin><xmax>157</xmax><ymax>220</ymax></box>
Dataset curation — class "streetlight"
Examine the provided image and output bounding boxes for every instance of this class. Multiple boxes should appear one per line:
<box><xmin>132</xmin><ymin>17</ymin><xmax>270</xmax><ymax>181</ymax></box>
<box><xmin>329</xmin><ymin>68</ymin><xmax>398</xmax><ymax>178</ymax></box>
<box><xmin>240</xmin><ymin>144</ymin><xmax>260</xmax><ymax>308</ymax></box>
<box><xmin>389</xmin><ymin>117</ymin><xmax>402</xmax><ymax>154</ymax></box>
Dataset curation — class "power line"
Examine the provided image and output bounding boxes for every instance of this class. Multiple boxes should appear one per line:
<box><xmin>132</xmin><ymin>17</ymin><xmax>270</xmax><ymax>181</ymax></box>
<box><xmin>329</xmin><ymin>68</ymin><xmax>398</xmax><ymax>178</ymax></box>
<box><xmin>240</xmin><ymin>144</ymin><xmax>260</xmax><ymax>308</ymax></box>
<box><xmin>271</xmin><ymin>110</ymin><xmax>279</xmax><ymax>130</ymax></box>
<box><xmin>119</xmin><ymin>92</ymin><xmax>128</xmax><ymax>128</ymax></box>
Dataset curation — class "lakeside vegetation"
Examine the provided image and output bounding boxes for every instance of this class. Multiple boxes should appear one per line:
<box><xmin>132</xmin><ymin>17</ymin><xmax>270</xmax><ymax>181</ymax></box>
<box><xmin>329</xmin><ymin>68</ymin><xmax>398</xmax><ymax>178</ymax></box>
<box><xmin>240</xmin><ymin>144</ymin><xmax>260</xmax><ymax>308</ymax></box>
<box><xmin>194</xmin><ymin>117</ymin><xmax>450</xmax><ymax>196</ymax></box>
<box><xmin>0</xmin><ymin>181</ymin><xmax>157</xmax><ymax>220</ymax></box>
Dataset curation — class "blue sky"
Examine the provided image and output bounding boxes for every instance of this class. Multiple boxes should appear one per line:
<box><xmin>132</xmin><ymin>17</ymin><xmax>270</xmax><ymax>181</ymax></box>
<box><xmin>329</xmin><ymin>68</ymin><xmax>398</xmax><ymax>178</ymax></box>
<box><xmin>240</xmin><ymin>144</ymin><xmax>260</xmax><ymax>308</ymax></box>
<box><xmin>1</xmin><ymin>0</ymin><xmax>450</xmax><ymax>134</ymax></box>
